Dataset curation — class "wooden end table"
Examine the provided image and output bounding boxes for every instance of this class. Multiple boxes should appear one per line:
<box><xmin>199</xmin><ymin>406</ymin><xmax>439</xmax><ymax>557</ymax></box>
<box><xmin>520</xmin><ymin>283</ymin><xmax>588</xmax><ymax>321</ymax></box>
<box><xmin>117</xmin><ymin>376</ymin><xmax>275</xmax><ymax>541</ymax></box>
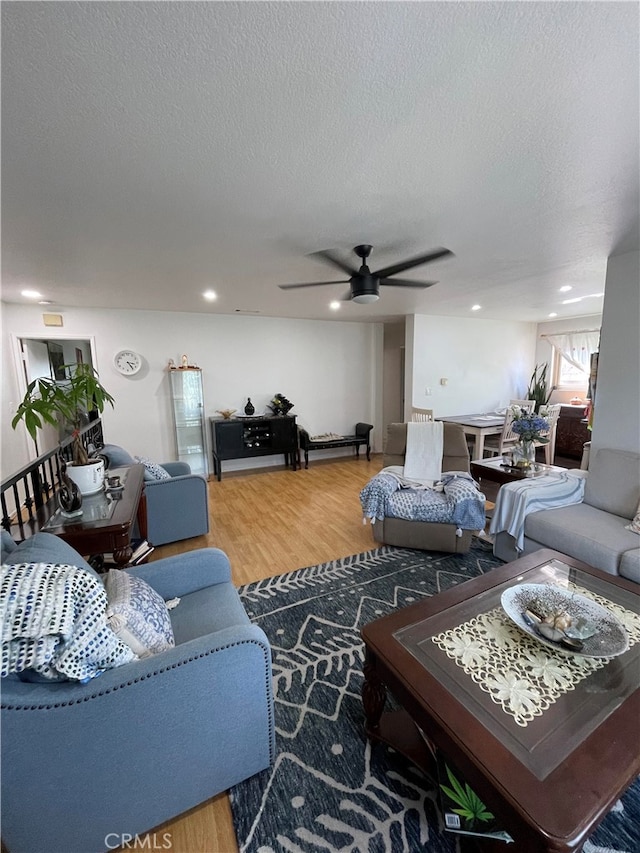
<box><xmin>39</xmin><ymin>464</ymin><xmax>147</xmax><ymax>566</ymax></box>
<box><xmin>361</xmin><ymin>550</ymin><xmax>639</xmax><ymax>852</ymax></box>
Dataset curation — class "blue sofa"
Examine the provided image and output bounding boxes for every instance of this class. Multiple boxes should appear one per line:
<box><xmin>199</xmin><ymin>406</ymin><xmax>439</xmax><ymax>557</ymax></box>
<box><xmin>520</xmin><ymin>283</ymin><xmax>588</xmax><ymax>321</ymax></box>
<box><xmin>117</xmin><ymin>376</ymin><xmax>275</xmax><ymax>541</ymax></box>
<box><xmin>1</xmin><ymin>532</ymin><xmax>275</xmax><ymax>853</ymax></box>
<box><xmin>98</xmin><ymin>444</ymin><xmax>210</xmax><ymax>546</ymax></box>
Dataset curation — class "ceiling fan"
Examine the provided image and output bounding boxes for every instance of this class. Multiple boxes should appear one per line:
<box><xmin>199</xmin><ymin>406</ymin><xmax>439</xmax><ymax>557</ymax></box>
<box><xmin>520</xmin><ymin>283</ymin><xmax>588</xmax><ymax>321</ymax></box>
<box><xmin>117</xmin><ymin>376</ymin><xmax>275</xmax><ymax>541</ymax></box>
<box><xmin>278</xmin><ymin>244</ymin><xmax>454</xmax><ymax>304</ymax></box>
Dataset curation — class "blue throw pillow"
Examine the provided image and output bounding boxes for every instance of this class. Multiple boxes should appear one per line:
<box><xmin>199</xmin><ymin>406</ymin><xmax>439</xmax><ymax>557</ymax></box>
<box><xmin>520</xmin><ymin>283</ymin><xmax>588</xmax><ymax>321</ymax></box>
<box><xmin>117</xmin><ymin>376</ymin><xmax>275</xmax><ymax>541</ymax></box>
<box><xmin>134</xmin><ymin>455</ymin><xmax>171</xmax><ymax>481</ymax></box>
<box><xmin>104</xmin><ymin>570</ymin><xmax>175</xmax><ymax>658</ymax></box>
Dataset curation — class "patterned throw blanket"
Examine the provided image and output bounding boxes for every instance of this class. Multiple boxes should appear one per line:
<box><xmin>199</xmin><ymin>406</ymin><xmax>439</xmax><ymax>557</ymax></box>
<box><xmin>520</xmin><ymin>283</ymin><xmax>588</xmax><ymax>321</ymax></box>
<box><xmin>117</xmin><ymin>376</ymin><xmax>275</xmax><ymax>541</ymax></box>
<box><xmin>360</xmin><ymin>468</ymin><xmax>486</xmax><ymax>532</ymax></box>
<box><xmin>489</xmin><ymin>470</ymin><xmax>588</xmax><ymax>551</ymax></box>
<box><xmin>1</xmin><ymin>562</ymin><xmax>135</xmax><ymax>682</ymax></box>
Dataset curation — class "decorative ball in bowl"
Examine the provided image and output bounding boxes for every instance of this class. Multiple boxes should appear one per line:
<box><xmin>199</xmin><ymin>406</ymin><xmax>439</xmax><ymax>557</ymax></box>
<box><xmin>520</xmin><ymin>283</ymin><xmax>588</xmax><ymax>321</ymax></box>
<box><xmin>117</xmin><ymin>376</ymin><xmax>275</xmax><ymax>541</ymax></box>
<box><xmin>216</xmin><ymin>408</ymin><xmax>237</xmax><ymax>419</ymax></box>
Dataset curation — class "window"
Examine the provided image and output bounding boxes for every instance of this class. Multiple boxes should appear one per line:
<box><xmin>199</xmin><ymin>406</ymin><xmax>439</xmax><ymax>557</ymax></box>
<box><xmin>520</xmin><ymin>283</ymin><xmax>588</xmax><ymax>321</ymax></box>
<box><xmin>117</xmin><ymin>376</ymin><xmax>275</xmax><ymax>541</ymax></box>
<box><xmin>543</xmin><ymin>330</ymin><xmax>600</xmax><ymax>390</ymax></box>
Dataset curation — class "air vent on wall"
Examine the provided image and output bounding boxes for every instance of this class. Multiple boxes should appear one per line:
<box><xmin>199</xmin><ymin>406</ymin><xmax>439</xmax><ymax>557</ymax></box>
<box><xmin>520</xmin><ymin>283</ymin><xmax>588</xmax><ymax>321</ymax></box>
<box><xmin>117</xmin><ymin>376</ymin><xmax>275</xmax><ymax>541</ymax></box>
<box><xmin>43</xmin><ymin>313</ymin><xmax>63</xmax><ymax>326</ymax></box>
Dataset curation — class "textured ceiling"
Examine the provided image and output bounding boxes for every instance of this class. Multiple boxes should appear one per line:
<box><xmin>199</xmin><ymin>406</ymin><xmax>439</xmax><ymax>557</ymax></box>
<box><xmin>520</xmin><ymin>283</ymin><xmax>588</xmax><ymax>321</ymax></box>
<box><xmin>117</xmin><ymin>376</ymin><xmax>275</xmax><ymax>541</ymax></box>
<box><xmin>1</xmin><ymin>1</ymin><xmax>638</xmax><ymax>323</ymax></box>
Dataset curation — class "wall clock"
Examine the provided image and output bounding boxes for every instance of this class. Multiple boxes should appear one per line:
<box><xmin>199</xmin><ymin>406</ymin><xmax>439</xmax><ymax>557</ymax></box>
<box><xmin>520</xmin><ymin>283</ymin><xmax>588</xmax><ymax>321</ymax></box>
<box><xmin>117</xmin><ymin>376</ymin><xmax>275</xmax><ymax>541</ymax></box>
<box><xmin>113</xmin><ymin>349</ymin><xmax>142</xmax><ymax>376</ymax></box>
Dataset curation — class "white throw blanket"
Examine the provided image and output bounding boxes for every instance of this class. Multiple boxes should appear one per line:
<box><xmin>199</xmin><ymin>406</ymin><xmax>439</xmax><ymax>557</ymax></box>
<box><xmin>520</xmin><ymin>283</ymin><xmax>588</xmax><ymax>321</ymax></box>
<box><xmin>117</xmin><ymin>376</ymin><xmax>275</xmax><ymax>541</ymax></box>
<box><xmin>1</xmin><ymin>562</ymin><xmax>135</xmax><ymax>682</ymax></box>
<box><xmin>403</xmin><ymin>420</ymin><xmax>444</xmax><ymax>485</ymax></box>
<box><xmin>489</xmin><ymin>469</ymin><xmax>588</xmax><ymax>551</ymax></box>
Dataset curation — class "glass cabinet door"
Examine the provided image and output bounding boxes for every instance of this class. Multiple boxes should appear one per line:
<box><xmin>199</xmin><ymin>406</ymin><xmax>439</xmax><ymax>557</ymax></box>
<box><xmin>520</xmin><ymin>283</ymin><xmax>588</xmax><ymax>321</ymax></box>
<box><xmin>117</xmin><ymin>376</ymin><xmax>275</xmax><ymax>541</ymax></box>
<box><xmin>169</xmin><ymin>369</ymin><xmax>208</xmax><ymax>476</ymax></box>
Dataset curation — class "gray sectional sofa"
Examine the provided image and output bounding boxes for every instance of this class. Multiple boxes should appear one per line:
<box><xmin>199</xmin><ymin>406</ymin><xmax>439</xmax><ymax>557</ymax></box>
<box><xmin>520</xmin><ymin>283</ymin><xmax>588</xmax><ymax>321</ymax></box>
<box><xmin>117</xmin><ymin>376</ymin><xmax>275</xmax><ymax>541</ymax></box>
<box><xmin>493</xmin><ymin>447</ymin><xmax>640</xmax><ymax>582</ymax></box>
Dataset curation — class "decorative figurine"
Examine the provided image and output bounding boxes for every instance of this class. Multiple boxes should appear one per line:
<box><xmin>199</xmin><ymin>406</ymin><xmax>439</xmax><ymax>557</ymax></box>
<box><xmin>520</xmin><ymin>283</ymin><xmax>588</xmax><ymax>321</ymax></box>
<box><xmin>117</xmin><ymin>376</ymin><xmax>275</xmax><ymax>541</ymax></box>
<box><xmin>244</xmin><ymin>397</ymin><xmax>255</xmax><ymax>416</ymax></box>
<box><xmin>57</xmin><ymin>456</ymin><xmax>83</xmax><ymax>518</ymax></box>
<box><xmin>181</xmin><ymin>354</ymin><xmax>188</xmax><ymax>369</ymax></box>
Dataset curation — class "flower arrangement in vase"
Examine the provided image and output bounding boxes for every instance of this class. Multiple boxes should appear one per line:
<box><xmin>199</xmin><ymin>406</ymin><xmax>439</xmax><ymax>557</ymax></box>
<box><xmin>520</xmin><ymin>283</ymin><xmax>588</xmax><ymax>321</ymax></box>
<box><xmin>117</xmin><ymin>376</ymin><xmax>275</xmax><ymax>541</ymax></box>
<box><xmin>510</xmin><ymin>406</ymin><xmax>550</xmax><ymax>468</ymax></box>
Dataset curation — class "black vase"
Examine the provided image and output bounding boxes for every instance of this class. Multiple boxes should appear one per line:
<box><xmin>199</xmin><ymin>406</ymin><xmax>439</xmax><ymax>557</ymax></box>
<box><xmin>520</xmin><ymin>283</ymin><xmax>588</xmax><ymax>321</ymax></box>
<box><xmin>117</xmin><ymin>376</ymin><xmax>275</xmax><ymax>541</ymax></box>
<box><xmin>244</xmin><ymin>397</ymin><xmax>255</xmax><ymax>416</ymax></box>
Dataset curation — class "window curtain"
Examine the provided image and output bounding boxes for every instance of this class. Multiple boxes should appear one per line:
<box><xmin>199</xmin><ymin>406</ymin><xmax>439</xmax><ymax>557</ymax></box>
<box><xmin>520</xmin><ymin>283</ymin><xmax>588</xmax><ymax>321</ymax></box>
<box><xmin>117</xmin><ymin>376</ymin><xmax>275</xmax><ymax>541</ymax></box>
<box><xmin>543</xmin><ymin>330</ymin><xmax>600</xmax><ymax>381</ymax></box>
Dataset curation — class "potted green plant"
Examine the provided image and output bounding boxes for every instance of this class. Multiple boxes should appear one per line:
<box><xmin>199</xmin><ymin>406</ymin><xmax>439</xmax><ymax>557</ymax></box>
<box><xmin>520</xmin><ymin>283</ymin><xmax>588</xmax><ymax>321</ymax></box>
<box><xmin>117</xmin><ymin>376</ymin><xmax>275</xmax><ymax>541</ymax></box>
<box><xmin>526</xmin><ymin>363</ymin><xmax>552</xmax><ymax>413</ymax></box>
<box><xmin>12</xmin><ymin>362</ymin><xmax>115</xmax><ymax>494</ymax></box>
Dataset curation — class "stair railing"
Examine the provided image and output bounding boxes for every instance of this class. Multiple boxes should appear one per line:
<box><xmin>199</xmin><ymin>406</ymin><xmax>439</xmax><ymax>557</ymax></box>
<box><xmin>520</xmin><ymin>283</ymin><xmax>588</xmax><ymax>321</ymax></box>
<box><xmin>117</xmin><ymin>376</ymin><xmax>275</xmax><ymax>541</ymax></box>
<box><xmin>1</xmin><ymin>419</ymin><xmax>104</xmax><ymax>540</ymax></box>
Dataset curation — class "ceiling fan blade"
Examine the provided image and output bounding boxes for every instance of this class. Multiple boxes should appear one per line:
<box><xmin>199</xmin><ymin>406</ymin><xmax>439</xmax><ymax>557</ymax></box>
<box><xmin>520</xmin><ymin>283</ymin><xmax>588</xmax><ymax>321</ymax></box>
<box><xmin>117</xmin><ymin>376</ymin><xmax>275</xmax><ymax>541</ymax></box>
<box><xmin>311</xmin><ymin>249</ymin><xmax>360</xmax><ymax>277</ymax></box>
<box><xmin>279</xmin><ymin>280</ymin><xmax>350</xmax><ymax>290</ymax></box>
<box><xmin>373</xmin><ymin>247</ymin><xmax>453</xmax><ymax>279</ymax></box>
<box><xmin>379</xmin><ymin>277</ymin><xmax>437</xmax><ymax>289</ymax></box>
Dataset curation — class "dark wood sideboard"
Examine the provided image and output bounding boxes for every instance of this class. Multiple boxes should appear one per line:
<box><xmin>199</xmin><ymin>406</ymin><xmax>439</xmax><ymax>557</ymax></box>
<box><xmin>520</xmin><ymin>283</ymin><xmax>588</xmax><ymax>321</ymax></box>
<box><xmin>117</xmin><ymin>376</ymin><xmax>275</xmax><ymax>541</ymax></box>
<box><xmin>210</xmin><ymin>415</ymin><xmax>298</xmax><ymax>481</ymax></box>
<box><xmin>555</xmin><ymin>404</ymin><xmax>590</xmax><ymax>459</ymax></box>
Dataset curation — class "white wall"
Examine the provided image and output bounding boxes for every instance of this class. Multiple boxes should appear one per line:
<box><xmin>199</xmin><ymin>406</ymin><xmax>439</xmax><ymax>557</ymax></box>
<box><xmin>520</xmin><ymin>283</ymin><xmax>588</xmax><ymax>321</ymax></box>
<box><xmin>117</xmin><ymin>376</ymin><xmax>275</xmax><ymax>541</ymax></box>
<box><xmin>408</xmin><ymin>314</ymin><xmax>537</xmax><ymax>417</ymax></box>
<box><xmin>4</xmin><ymin>269</ymin><xmax>634</xmax><ymax>482</ymax></box>
<box><xmin>1</xmin><ymin>304</ymin><xmax>381</xmax><ymax>478</ymax></box>
<box><xmin>590</xmin><ymin>250</ymin><xmax>640</xmax><ymax>455</ymax></box>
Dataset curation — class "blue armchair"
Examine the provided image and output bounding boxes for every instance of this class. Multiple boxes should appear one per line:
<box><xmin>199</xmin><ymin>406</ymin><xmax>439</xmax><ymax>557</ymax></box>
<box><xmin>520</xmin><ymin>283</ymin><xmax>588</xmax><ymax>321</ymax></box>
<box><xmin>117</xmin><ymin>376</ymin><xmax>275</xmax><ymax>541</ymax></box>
<box><xmin>1</xmin><ymin>533</ymin><xmax>275</xmax><ymax>853</ymax></box>
<box><xmin>98</xmin><ymin>444</ymin><xmax>210</xmax><ymax>546</ymax></box>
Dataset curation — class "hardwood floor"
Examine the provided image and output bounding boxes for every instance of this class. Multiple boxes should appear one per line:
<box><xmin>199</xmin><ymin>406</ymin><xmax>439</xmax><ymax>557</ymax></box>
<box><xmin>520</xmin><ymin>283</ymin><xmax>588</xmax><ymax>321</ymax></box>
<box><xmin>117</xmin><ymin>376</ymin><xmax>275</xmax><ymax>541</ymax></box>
<box><xmin>127</xmin><ymin>455</ymin><xmax>384</xmax><ymax>853</ymax></box>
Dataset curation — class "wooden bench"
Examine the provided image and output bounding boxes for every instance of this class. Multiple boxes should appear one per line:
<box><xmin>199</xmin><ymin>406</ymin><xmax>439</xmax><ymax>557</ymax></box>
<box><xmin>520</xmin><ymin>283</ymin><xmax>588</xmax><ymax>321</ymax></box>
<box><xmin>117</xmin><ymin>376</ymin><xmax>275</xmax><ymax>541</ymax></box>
<box><xmin>298</xmin><ymin>423</ymin><xmax>373</xmax><ymax>469</ymax></box>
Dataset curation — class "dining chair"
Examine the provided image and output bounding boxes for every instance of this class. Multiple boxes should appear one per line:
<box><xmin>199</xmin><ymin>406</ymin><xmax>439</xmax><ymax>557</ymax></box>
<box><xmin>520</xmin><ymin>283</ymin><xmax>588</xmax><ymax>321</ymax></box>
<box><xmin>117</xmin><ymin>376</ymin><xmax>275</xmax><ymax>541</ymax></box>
<box><xmin>482</xmin><ymin>406</ymin><xmax>520</xmax><ymax>457</ymax></box>
<box><xmin>509</xmin><ymin>399</ymin><xmax>536</xmax><ymax>413</ymax></box>
<box><xmin>411</xmin><ymin>407</ymin><xmax>434</xmax><ymax>421</ymax></box>
<box><xmin>535</xmin><ymin>403</ymin><xmax>562</xmax><ymax>464</ymax></box>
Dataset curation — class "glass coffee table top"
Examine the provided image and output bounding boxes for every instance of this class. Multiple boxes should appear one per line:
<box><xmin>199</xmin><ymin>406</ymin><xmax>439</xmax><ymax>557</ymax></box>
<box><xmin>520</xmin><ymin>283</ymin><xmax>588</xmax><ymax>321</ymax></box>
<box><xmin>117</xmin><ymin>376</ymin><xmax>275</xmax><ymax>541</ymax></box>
<box><xmin>394</xmin><ymin>559</ymin><xmax>640</xmax><ymax>779</ymax></box>
<box><xmin>42</xmin><ymin>466</ymin><xmax>131</xmax><ymax>530</ymax></box>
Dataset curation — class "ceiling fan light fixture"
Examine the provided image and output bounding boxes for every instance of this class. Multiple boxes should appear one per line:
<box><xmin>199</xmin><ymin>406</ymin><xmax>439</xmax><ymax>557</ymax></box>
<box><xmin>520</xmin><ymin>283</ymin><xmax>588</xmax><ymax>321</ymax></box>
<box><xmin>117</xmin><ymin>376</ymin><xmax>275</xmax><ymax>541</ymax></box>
<box><xmin>352</xmin><ymin>292</ymin><xmax>379</xmax><ymax>304</ymax></box>
<box><xmin>278</xmin><ymin>244</ymin><xmax>453</xmax><ymax>304</ymax></box>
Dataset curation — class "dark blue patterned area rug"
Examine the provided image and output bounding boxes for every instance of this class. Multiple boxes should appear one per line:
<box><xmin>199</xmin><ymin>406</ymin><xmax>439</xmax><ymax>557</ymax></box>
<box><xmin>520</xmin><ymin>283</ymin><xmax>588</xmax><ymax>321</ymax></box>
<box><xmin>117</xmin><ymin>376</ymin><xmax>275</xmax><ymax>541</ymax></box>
<box><xmin>229</xmin><ymin>542</ymin><xmax>640</xmax><ymax>853</ymax></box>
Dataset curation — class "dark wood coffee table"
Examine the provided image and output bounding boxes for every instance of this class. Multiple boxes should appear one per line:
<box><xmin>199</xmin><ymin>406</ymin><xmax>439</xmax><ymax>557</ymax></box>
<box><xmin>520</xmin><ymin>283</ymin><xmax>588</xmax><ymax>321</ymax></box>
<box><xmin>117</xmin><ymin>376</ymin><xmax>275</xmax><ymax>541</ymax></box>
<box><xmin>40</xmin><ymin>464</ymin><xmax>146</xmax><ymax>566</ymax></box>
<box><xmin>470</xmin><ymin>457</ymin><xmax>568</xmax><ymax>487</ymax></box>
<box><xmin>361</xmin><ymin>550</ymin><xmax>639</xmax><ymax>852</ymax></box>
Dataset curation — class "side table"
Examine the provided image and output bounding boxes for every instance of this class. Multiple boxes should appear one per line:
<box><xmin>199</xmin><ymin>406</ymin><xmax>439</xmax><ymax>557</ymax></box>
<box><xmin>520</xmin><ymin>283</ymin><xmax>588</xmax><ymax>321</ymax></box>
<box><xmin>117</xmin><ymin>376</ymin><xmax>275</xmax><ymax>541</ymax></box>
<box><xmin>40</xmin><ymin>464</ymin><xmax>147</xmax><ymax>566</ymax></box>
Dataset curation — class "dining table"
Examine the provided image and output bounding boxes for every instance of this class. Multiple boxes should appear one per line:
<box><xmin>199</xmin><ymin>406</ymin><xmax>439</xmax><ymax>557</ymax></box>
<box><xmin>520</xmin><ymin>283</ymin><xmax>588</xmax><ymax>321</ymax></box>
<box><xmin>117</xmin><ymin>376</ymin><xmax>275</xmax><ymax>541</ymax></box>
<box><xmin>437</xmin><ymin>412</ymin><xmax>505</xmax><ymax>460</ymax></box>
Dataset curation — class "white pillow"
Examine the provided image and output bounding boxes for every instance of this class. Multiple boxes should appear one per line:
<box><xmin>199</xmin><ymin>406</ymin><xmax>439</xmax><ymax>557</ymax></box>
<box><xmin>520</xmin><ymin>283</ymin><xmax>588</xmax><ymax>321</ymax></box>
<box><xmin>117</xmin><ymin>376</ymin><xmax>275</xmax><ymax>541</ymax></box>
<box><xmin>104</xmin><ymin>570</ymin><xmax>175</xmax><ymax>658</ymax></box>
<box><xmin>625</xmin><ymin>501</ymin><xmax>640</xmax><ymax>535</ymax></box>
<box><xmin>134</xmin><ymin>455</ymin><xmax>171</xmax><ymax>481</ymax></box>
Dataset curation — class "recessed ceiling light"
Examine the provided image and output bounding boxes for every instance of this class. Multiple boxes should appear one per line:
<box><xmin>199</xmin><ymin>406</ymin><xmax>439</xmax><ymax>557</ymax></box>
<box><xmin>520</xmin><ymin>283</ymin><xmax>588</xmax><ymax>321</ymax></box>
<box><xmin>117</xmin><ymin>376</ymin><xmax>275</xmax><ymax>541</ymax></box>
<box><xmin>548</xmin><ymin>312</ymin><xmax>558</xmax><ymax>318</ymax></box>
<box><xmin>471</xmin><ymin>304</ymin><xmax>481</xmax><ymax>311</ymax></box>
<box><xmin>559</xmin><ymin>285</ymin><xmax>572</xmax><ymax>293</ymax></box>
<box><xmin>21</xmin><ymin>289</ymin><xmax>42</xmax><ymax>299</ymax></box>
<box><xmin>38</xmin><ymin>300</ymin><xmax>53</xmax><ymax>305</ymax></box>
<box><xmin>203</xmin><ymin>290</ymin><xmax>217</xmax><ymax>301</ymax></box>
<box><xmin>562</xmin><ymin>297</ymin><xmax>583</xmax><ymax>304</ymax></box>
<box><xmin>329</xmin><ymin>301</ymin><xmax>341</xmax><ymax>311</ymax></box>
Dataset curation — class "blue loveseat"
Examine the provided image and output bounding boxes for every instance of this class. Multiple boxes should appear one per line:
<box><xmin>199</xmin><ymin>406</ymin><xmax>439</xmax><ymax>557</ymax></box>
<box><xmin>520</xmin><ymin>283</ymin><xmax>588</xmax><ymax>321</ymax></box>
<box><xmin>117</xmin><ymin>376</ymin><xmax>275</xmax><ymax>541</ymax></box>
<box><xmin>1</xmin><ymin>532</ymin><xmax>274</xmax><ymax>853</ymax></box>
<box><xmin>98</xmin><ymin>443</ymin><xmax>210</xmax><ymax>546</ymax></box>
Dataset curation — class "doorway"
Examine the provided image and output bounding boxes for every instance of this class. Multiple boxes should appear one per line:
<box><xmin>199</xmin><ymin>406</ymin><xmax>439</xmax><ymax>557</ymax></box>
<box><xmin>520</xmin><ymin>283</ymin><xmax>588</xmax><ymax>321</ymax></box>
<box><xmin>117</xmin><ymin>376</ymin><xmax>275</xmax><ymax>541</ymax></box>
<box><xmin>19</xmin><ymin>337</ymin><xmax>94</xmax><ymax>386</ymax></box>
<box><xmin>382</xmin><ymin>321</ymin><xmax>406</xmax><ymax>432</ymax></box>
<box><xmin>13</xmin><ymin>335</ymin><xmax>97</xmax><ymax>456</ymax></box>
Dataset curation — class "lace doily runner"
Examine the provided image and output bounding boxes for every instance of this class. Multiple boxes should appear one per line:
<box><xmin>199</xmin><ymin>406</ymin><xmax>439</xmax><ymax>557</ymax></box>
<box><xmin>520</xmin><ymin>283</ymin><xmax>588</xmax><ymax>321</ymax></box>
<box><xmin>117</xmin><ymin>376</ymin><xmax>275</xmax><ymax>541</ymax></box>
<box><xmin>431</xmin><ymin>583</ymin><xmax>640</xmax><ymax>727</ymax></box>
